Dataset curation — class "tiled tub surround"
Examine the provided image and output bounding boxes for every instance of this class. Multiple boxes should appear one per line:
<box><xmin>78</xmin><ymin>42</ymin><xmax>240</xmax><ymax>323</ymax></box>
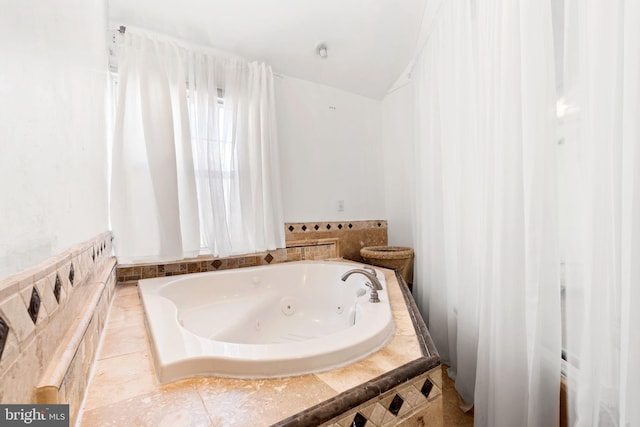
<box><xmin>116</xmin><ymin>220</ymin><xmax>388</xmax><ymax>284</ymax></box>
<box><xmin>0</xmin><ymin>232</ymin><xmax>116</xmax><ymax>426</ymax></box>
<box><xmin>78</xmin><ymin>265</ymin><xmax>441</xmax><ymax>426</ymax></box>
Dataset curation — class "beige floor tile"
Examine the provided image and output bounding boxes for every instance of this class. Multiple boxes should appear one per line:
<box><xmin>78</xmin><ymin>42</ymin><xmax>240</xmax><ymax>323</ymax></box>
<box><xmin>373</xmin><ymin>333</ymin><xmax>422</xmax><ymax>367</ymax></box>
<box><xmin>114</xmin><ymin>283</ymin><xmax>139</xmax><ymax>297</ymax></box>
<box><xmin>440</xmin><ymin>365</ymin><xmax>474</xmax><ymax>426</ymax></box>
<box><xmin>79</xmin><ymin>380</ymin><xmax>210</xmax><ymax>427</ymax></box>
<box><xmin>82</xmin><ymin>351</ymin><xmax>159</xmax><ymax>411</ymax></box>
<box><xmin>442</xmin><ymin>401</ymin><xmax>474</xmax><ymax>427</ymax></box>
<box><xmin>392</xmin><ymin>308</ymin><xmax>418</xmax><ymax>337</ymax></box>
<box><xmin>112</xmin><ymin>292</ymin><xmax>142</xmax><ymax>309</ymax></box>
<box><xmin>105</xmin><ymin>299</ymin><xmax>145</xmax><ymax>330</ymax></box>
<box><xmin>99</xmin><ymin>322</ymin><xmax>150</xmax><ymax>359</ymax></box>
<box><xmin>195</xmin><ymin>375</ymin><xmax>337</xmax><ymax>426</ymax></box>
<box><xmin>315</xmin><ymin>333</ymin><xmax>420</xmax><ymax>394</ymax></box>
<box><xmin>315</xmin><ymin>356</ymin><xmax>390</xmax><ymax>394</ymax></box>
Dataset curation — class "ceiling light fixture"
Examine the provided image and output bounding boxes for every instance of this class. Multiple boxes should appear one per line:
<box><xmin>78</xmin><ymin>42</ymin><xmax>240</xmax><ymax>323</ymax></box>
<box><xmin>316</xmin><ymin>44</ymin><xmax>328</xmax><ymax>59</ymax></box>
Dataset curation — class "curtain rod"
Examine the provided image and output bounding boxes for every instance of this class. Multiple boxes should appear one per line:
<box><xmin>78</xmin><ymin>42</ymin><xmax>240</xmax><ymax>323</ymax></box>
<box><xmin>111</xmin><ymin>24</ymin><xmax>246</xmax><ymax>61</ymax></box>
<box><xmin>109</xmin><ymin>24</ymin><xmax>283</xmax><ymax>77</ymax></box>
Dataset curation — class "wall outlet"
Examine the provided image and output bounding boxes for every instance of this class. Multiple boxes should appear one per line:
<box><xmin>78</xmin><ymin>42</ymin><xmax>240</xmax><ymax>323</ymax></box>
<box><xmin>337</xmin><ymin>200</ymin><xmax>344</xmax><ymax>212</ymax></box>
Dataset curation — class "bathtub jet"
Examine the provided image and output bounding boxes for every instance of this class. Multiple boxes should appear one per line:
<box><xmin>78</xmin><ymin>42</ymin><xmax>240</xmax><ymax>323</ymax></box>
<box><xmin>138</xmin><ymin>260</ymin><xmax>395</xmax><ymax>382</ymax></box>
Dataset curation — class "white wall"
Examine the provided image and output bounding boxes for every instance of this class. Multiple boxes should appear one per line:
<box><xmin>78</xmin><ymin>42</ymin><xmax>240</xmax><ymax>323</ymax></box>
<box><xmin>275</xmin><ymin>75</ymin><xmax>386</xmax><ymax>222</ymax></box>
<box><xmin>0</xmin><ymin>0</ymin><xmax>109</xmax><ymax>279</ymax></box>
<box><xmin>381</xmin><ymin>83</ymin><xmax>415</xmax><ymax>247</ymax></box>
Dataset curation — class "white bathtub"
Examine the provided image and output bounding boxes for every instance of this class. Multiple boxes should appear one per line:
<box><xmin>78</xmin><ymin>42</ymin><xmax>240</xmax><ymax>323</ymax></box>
<box><xmin>138</xmin><ymin>260</ymin><xmax>395</xmax><ymax>382</ymax></box>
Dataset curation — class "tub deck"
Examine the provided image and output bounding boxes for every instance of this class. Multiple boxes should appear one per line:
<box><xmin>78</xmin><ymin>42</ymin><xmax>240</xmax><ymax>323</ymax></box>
<box><xmin>76</xmin><ymin>262</ymin><xmax>466</xmax><ymax>426</ymax></box>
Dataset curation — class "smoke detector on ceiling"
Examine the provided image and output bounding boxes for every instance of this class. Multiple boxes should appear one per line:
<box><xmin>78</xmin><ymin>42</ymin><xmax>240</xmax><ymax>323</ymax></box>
<box><xmin>316</xmin><ymin>44</ymin><xmax>328</xmax><ymax>59</ymax></box>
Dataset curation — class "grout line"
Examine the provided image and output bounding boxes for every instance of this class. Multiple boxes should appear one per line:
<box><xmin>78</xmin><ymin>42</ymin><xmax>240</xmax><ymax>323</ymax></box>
<box><xmin>193</xmin><ymin>380</ymin><xmax>217</xmax><ymax>426</ymax></box>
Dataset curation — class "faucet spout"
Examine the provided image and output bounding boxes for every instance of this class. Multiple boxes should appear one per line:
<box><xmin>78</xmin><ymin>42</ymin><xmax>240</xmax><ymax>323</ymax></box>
<box><xmin>340</xmin><ymin>269</ymin><xmax>383</xmax><ymax>291</ymax></box>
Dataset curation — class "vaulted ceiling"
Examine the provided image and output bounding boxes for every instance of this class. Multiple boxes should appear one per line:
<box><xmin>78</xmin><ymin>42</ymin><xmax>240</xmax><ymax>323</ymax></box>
<box><xmin>108</xmin><ymin>0</ymin><xmax>426</xmax><ymax>99</ymax></box>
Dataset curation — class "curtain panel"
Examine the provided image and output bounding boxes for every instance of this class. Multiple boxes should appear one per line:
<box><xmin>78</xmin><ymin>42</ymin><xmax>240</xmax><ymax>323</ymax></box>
<box><xmin>412</xmin><ymin>1</ymin><xmax>560</xmax><ymax>426</ymax></box>
<box><xmin>187</xmin><ymin>55</ymin><xmax>284</xmax><ymax>257</ymax></box>
<box><xmin>110</xmin><ymin>33</ymin><xmax>200</xmax><ymax>263</ymax></box>
<box><xmin>111</xmin><ymin>31</ymin><xmax>284</xmax><ymax>263</ymax></box>
<box><xmin>562</xmin><ymin>1</ymin><xmax>640</xmax><ymax>425</ymax></box>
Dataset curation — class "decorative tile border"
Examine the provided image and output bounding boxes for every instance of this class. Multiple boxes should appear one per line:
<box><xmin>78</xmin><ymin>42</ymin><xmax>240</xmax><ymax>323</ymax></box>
<box><xmin>116</xmin><ymin>238</ymin><xmax>339</xmax><ymax>283</ymax></box>
<box><xmin>0</xmin><ymin>231</ymin><xmax>114</xmax><ymax>403</ymax></box>
<box><xmin>285</xmin><ymin>220</ymin><xmax>387</xmax><ymax>233</ymax></box>
<box><xmin>323</xmin><ymin>367</ymin><xmax>442</xmax><ymax>427</ymax></box>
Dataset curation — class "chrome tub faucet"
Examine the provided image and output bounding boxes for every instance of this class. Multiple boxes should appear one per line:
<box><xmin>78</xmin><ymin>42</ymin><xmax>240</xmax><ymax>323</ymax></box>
<box><xmin>341</xmin><ymin>268</ymin><xmax>383</xmax><ymax>303</ymax></box>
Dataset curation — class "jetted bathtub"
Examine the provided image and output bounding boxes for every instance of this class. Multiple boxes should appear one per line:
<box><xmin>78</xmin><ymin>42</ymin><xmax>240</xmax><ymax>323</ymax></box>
<box><xmin>138</xmin><ymin>260</ymin><xmax>395</xmax><ymax>383</ymax></box>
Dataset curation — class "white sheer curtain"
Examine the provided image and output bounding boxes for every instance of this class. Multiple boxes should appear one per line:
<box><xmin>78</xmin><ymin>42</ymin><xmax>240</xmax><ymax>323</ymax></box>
<box><xmin>111</xmin><ymin>32</ymin><xmax>200</xmax><ymax>263</ymax></box>
<box><xmin>563</xmin><ymin>1</ymin><xmax>640</xmax><ymax>425</ymax></box>
<box><xmin>413</xmin><ymin>1</ymin><xmax>561</xmax><ymax>426</ymax></box>
<box><xmin>187</xmin><ymin>55</ymin><xmax>284</xmax><ymax>257</ymax></box>
<box><xmin>414</xmin><ymin>0</ymin><xmax>481</xmax><ymax>409</ymax></box>
<box><xmin>111</xmin><ymin>31</ymin><xmax>284</xmax><ymax>262</ymax></box>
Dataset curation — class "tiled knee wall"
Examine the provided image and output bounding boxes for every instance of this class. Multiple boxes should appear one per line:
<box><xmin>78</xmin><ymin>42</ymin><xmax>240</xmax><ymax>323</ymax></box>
<box><xmin>117</xmin><ymin>238</ymin><xmax>339</xmax><ymax>282</ymax></box>
<box><xmin>285</xmin><ymin>220</ymin><xmax>387</xmax><ymax>261</ymax></box>
<box><xmin>0</xmin><ymin>232</ymin><xmax>115</xmax><ymax>405</ymax></box>
<box><xmin>117</xmin><ymin>220</ymin><xmax>388</xmax><ymax>283</ymax></box>
<box><xmin>321</xmin><ymin>366</ymin><xmax>443</xmax><ymax>427</ymax></box>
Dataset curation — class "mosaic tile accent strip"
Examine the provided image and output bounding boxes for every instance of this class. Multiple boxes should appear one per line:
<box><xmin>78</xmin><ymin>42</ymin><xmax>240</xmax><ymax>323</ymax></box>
<box><xmin>115</xmin><ymin>222</ymin><xmax>387</xmax><ymax>283</ymax></box>
<box><xmin>0</xmin><ymin>316</ymin><xmax>8</xmax><ymax>361</ymax></box>
<box><xmin>285</xmin><ymin>220</ymin><xmax>387</xmax><ymax>233</ymax></box>
<box><xmin>116</xmin><ymin>239</ymin><xmax>339</xmax><ymax>283</ymax></box>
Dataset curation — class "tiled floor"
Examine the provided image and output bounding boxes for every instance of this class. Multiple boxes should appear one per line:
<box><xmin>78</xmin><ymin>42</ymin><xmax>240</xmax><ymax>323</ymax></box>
<box><xmin>77</xmin><ymin>282</ymin><xmax>474</xmax><ymax>426</ymax></box>
<box><xmin>441</xmin><ymin>368</ymin><xmax>475</xmax><ymax>426</ymax></box>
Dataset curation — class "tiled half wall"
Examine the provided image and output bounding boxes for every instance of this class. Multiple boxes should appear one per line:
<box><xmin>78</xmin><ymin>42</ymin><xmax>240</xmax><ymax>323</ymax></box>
<box><xmin>285</xmin><ymin>220</ymin><xmax>387</xmax><ymax>261</ymax></box>
<box><xmin>320</xmin><ymin>366</ymin><xmax>443</xmax><ymax>427</ymax></box>
<box><xmin>117</xmin><ymin>220</ymin><xmax>387</xmax><ymax>283</ymax></box>
<box><xmin>0</xmin><ymin>232</ymin><xmax>116</xmax><ymax>423</ymax></box>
